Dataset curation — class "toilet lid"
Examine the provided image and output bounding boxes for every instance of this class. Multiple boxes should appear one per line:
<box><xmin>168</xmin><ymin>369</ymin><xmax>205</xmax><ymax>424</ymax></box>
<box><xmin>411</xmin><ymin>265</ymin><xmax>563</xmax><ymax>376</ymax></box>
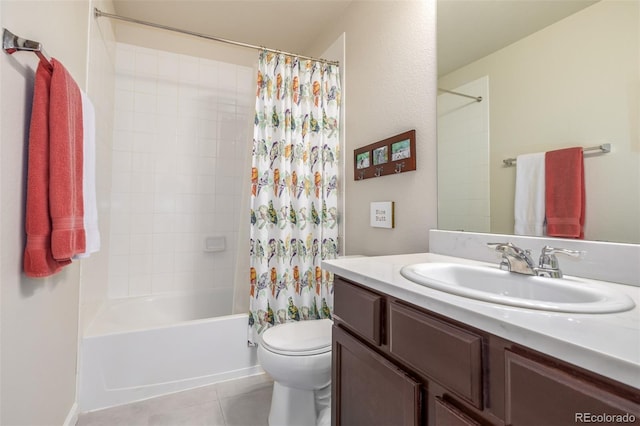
<box><xmin>261</xmin><ymin>319</ymin><xmax>333</xmax><ymax>356</ymax></box>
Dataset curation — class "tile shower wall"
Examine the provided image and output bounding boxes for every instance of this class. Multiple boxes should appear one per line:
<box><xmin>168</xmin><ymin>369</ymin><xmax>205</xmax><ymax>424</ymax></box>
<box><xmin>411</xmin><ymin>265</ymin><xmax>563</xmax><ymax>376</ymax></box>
<box><xmin>80</xmin><ymin>0</ymin><xmax>117</xmax><ymax>333</ymax></box>
<box><xmin>437</xmin><ymin>76</ymin><xmax>490</xmax><ymax>233</ymax></box>
<box><xmin>108</xmin><ymin>42</ymin><xmax>254</xmax><ymax>298</ymax></box>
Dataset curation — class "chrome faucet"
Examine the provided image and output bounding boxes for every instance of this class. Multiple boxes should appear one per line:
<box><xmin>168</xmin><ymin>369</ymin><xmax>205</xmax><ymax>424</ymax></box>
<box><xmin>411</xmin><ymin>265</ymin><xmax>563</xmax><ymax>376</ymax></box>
<box><xmin>487</xmin><ymin>242</ymin><xmax>537</xmax><ymax>275</ymax></box>
<box><xmin>487</xmin><ymin>243</ymin><xmax>583</xmax><ymax>277</ymax></box>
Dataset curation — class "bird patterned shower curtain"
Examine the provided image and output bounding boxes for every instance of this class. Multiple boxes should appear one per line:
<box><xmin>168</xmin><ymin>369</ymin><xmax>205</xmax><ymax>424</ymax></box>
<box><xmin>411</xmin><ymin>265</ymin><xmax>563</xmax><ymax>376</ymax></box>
<box><xmin>248</xmin><ymin>52</ymin><xmax>341</xmax><ymax>344</ymax></box>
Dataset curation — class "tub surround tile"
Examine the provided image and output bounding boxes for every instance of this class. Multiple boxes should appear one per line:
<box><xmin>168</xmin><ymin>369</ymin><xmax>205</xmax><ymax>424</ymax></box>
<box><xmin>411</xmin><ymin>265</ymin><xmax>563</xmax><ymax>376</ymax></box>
<box><xmin>108</xmin><ymin>42</ymin><xmax>253</xmax><ymax>299</ymax></box>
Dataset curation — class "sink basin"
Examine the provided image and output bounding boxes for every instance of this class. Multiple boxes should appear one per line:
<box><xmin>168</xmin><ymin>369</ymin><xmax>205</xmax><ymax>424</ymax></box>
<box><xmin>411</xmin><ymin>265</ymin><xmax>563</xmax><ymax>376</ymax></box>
<box><xmin>400</xmin><ymin>263</ymin><xmax>635</xmax><ymax>313</ymax></box>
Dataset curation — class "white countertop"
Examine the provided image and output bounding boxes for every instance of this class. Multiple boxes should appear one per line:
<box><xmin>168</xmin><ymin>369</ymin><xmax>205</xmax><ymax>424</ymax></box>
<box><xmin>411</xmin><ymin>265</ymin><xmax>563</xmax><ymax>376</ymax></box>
<box><xmin>322</xmin><ymin>253</ymin><xmax>640</xmax><ymax>389</ymax></box>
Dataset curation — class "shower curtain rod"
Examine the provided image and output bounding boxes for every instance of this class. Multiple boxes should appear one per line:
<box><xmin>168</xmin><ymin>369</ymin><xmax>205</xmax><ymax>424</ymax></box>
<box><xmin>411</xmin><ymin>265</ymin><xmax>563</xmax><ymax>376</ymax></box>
<box><xmin>94</xmin><ymin>8</ymin><xmax>339</xmax><ymax>66</ymax></box>
<box><xmin>438</xmin><ymin>88</ymin><xmax>482</xmax><ymax>102</ymax></box>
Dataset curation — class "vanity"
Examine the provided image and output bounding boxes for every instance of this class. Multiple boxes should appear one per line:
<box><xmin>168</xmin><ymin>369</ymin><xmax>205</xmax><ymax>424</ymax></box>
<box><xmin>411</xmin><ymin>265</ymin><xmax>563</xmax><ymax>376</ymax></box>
<box><xmin>322</xmin><ymin>250</ymin><xmax>640</xmax><ymax>426</ymax></box>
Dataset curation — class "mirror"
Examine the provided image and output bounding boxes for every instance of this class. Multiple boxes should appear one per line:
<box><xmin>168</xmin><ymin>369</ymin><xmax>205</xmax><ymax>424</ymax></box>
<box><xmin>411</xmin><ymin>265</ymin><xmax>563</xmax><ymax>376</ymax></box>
<box><xmin>436</xmin><ymin>0</ymin><xmax>639</xmax><ymax>244</ymax></box>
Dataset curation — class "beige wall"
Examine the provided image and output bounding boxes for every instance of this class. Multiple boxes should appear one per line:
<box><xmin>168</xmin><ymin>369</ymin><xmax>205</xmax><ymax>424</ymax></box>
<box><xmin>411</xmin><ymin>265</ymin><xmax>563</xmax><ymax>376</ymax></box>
<box><xmin>310</xmin><ymin>0</ymin><xmax>438</xmax><ymax>256</ymax></box>
<box><xmin>438</xmin><ymin>0</ymin><xmax>640</xmax><ymax>243</ymax></box>
<box><xmin>0</xmin><ymin>1</ymin><xmax>92</xmax><ymax>424</ymax></box>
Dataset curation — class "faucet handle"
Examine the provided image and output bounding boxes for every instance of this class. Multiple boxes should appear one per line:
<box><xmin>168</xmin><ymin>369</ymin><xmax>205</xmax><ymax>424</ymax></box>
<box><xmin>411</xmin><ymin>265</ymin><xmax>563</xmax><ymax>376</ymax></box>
<box><xmin>487</xmin><ymin>242</ymin><xmax>529</xmax><ymax>257</ymax></box>
<box><xmin>537</xmin><ymin>246</ymin><xmax>585</xmax><ymax>277</ymax></box>
<box><xmin>540</xmin><ymin>246</ymin><xmax>584</xmax><ymax>256</ymax></box>
<box><xmin>486</xmin><ymin>242</ymin><xmax>504</xmax><ymax>249</ymax></box>
<box><xmin>486</xmin><ymin>242</ymin><xmax>513</xmax><ymax>251</ymax></box>
<box><xmin>487</xmin><ymin>243</ymin><xmax>512</xmax><ymax>270</ymax></box>
<box><xmin>487</xmin><ymin>242</ymin><xmax>535</xmax><ymax>273</ymax></box>
<box><xmin>539</xmin><ymin>246</ymin><xmax>584</xmax><ymax>267</ymax></box>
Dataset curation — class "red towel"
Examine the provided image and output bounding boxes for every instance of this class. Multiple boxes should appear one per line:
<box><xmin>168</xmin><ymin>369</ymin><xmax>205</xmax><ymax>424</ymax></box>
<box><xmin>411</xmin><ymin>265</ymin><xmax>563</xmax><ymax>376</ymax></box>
<box><xmin>545</xmin><ymin>147</ymin><xmax>585</xmax><ymax>239</ymax></box>
<box><xmin>24</xmin><ymin>61</ymin><xmax>67</xmax><ymax>277</ymax></box>
<box><xmin>49</xmin><ymin>58</ymin><xmax>86</xmax><ymax>261</ymax></box>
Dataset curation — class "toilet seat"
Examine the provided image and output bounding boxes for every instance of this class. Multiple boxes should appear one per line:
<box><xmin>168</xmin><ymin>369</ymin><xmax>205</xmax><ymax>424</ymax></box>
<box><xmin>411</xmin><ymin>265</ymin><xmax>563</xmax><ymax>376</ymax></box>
<box><xmin>261</xmin><ymin>319</ymin><xmax>332</xmax><ymax>356</ymax></box>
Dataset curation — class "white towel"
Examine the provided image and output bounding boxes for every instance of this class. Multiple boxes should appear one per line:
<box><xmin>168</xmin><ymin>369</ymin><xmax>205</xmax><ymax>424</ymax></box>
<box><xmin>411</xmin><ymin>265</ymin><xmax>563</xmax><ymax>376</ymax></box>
<box><xmin>74</xmin><ymin>91</ymin><xmax>100</xmax><ymax>258</ymax></box>
<box><xmin>514</xmin><ymin>152</ymin><xmax>545</xmax><ymax>236</ymax></box>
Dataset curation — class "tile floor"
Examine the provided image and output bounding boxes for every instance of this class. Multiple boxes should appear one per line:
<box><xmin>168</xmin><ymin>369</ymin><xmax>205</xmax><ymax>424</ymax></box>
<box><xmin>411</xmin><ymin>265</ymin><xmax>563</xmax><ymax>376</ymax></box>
<box><xmin>76</xmin><ymin>374</ymin><xmax>273</xmax><ymax>426</ymax></box>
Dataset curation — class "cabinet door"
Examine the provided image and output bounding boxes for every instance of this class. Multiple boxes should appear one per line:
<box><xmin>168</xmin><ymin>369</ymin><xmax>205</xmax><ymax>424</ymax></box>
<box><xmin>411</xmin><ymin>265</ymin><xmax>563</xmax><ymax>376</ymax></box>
<box><xmin>505</xmin><ymin>350</ymin><xmax>640</xmax><ymax>426</ymax></box>
<box><xmin>333</xmin><ymin>325</ymin><xmax>422</xmax><ymax>426</ymax></box>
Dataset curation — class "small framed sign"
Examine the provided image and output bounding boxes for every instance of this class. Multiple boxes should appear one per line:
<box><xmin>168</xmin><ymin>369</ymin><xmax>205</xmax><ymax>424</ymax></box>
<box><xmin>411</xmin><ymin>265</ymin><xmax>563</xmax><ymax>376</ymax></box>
<box><xmin>370</xmin><ymin>201</ymin><xmax>395</xmax><ymax>229</ymax></box>
<box><xmin>354</xmin><ymin>130</ymin><xmax>416</xmax><ymax>180</ymax></box>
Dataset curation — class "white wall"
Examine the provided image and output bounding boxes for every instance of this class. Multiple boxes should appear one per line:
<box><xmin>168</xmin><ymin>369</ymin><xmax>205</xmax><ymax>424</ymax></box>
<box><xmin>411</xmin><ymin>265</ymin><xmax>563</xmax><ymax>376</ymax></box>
<box><xmin>438</xmin><ymin>0</ymin><xmax>639</xmax><ymax>243</ymax></box>
<box><xmin>108</xmin><ymin>42</ymin><xmax>254</xmax><ymax>298</ymax></box>
<box><xmin>0</xmin><ymin>2</ymin><xmax>90</xmax><ymax>424</ymax></box>
<box><xmin>309</xmin><ymin>0</ymin><xmax>438</xmax><ymax>256</ymax></box>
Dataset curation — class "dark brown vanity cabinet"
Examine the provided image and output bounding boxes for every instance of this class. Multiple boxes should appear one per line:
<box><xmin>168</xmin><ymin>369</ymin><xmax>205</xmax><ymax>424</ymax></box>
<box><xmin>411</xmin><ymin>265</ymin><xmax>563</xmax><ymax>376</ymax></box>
<box><xmin>505</xmin><ymin>351</ymin><xmax>640</xmax><ymax>426</ymax></box>
<box><xmin>332</xmin><ymin>275</ymin><xmax>640</xmax><ymax>426</ymax></box>
<box><xmin>332</xmin><ymin>276</ymin><xmax>490</xmax><ymax>426</ymax></box>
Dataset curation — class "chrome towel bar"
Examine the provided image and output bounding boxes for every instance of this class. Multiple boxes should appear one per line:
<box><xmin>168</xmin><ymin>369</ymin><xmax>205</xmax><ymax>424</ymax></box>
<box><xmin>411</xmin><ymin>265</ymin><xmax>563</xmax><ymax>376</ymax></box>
<box><xmin>2</xmin><ymin>28</ymin><xmax>52</xmax><ymax>70</ymax></box>
<box><xmin>503</xmin><ymin>143</ymin><xmax>611</xmax><ymax>167</ymax></box>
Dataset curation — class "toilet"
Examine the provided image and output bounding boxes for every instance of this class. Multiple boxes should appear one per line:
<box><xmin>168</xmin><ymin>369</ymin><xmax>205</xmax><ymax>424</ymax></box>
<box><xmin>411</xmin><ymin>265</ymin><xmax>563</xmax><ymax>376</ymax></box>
<box><xmin>257</xmin><ymin>318</ymin><xmax>333</xmax><ymax>426</ymax></box>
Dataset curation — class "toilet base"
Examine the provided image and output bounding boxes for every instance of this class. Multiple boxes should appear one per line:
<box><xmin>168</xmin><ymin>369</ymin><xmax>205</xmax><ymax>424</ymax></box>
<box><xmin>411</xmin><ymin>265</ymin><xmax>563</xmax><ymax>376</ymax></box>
<box><xmin>268</xmin><ymin>381</ymin><xmax>330</xmax><ymax>426</ymax></box>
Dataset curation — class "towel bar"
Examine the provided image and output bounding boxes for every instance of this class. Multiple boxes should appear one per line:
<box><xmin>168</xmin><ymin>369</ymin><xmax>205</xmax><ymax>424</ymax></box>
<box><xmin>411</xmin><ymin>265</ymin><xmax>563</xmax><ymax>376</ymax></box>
<box><xmin>503</xmin><ymin>143</ymin><xmax>611</xmax><ymax>167</ymax></box>
<box><xmin>2</xmin><ymin>28</ymin><xmax>52</xmax><ymax>70</ymax></box>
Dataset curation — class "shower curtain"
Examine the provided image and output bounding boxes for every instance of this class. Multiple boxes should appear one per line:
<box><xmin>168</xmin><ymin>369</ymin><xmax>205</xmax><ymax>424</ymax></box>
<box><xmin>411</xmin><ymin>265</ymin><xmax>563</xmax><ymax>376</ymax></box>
<box><xmin>248</xmin><ymin>52</ymin><xmax>341</xmax><ymax>344</ymax></box>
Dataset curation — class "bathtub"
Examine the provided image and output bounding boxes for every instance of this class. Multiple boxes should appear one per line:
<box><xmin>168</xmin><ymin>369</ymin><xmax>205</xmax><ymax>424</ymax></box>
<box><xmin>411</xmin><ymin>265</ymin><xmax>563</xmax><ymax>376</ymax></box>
<box><xmin>79</xmin><ymin>289</ymin><xmax>261</xmax><ymax>412</ymax></box>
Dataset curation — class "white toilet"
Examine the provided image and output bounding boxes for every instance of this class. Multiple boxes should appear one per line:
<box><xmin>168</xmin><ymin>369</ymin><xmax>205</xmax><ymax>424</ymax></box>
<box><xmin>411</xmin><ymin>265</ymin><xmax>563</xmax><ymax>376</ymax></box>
<box><xmin>257</xmin><ymin>318</ymin><xmax>333</xmax><ymax>426</ymax></box>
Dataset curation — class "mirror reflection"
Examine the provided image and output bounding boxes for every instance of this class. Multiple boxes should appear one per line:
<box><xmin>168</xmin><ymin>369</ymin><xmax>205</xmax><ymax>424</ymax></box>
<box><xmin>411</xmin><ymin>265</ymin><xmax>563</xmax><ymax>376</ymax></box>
<box><xmin>436</xmin><ymin>0</ymin><xmax>639</xmax><ymax>243</ymax></box>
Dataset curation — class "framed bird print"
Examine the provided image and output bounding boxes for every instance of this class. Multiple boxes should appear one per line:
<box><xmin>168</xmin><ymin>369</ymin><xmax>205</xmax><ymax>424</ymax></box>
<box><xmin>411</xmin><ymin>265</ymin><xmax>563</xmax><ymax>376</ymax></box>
<box><xmin>373</xmin><ymin>146</ymin><xmax>388</xmax><ymax>165</ymax></box>
<box><xmin>356</xmin><ymin>151</ymin><xmax>370</xmax><ymax>169</ymax></box>
<box><xmin>353</xmin><ymin>130</ymin><xmax>416</xmax><ymax>180</ymax></box>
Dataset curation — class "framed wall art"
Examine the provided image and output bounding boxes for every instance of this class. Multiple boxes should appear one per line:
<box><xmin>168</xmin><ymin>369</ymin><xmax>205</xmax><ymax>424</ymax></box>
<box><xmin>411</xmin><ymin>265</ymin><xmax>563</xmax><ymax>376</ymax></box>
<box><xmin>353</xmin><ymin>130</ymin><xmax>416</xmax><ymax>180</ymax></box>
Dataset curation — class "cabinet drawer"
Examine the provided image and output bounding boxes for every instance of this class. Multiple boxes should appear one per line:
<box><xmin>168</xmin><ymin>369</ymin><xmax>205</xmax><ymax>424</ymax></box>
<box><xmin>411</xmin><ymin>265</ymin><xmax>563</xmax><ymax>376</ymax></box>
<box><xmin>389</xmin><ymin>302</ymin><xmax>484</xmax><ymax>408</ymax></box>
<box><xmin>505</xmin><ymin>350</ymin><xmax>640</xmax><ymax>426</ymax></box>
<box><xmin>333</xmin><ymin>277</ymin><xmax>383</xmax><ymax>345</ymax></box>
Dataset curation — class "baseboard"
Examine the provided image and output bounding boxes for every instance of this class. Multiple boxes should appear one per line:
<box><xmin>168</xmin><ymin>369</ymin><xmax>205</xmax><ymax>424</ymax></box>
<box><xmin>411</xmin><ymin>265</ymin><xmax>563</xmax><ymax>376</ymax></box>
<box><xmin>63</xmin><ymin>402</ymin><xmax>79</xmax><ymax>426</ymax></box>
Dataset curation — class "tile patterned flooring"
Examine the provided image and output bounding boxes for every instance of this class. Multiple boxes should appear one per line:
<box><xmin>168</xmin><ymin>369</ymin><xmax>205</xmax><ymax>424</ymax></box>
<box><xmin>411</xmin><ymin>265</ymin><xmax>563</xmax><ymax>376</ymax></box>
<box><xmin>77</xmin><ymin>374</ymin><xmax>273</xmax><ymax>426</ymax></box>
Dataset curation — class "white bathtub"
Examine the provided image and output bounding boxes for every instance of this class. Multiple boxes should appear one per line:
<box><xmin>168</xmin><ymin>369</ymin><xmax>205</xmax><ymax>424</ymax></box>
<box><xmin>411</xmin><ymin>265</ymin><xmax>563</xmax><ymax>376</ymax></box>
<box><xmin>79</xmin><ymin>289</ymin><xmax>261</xmax><ymax>412</ymax></box>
